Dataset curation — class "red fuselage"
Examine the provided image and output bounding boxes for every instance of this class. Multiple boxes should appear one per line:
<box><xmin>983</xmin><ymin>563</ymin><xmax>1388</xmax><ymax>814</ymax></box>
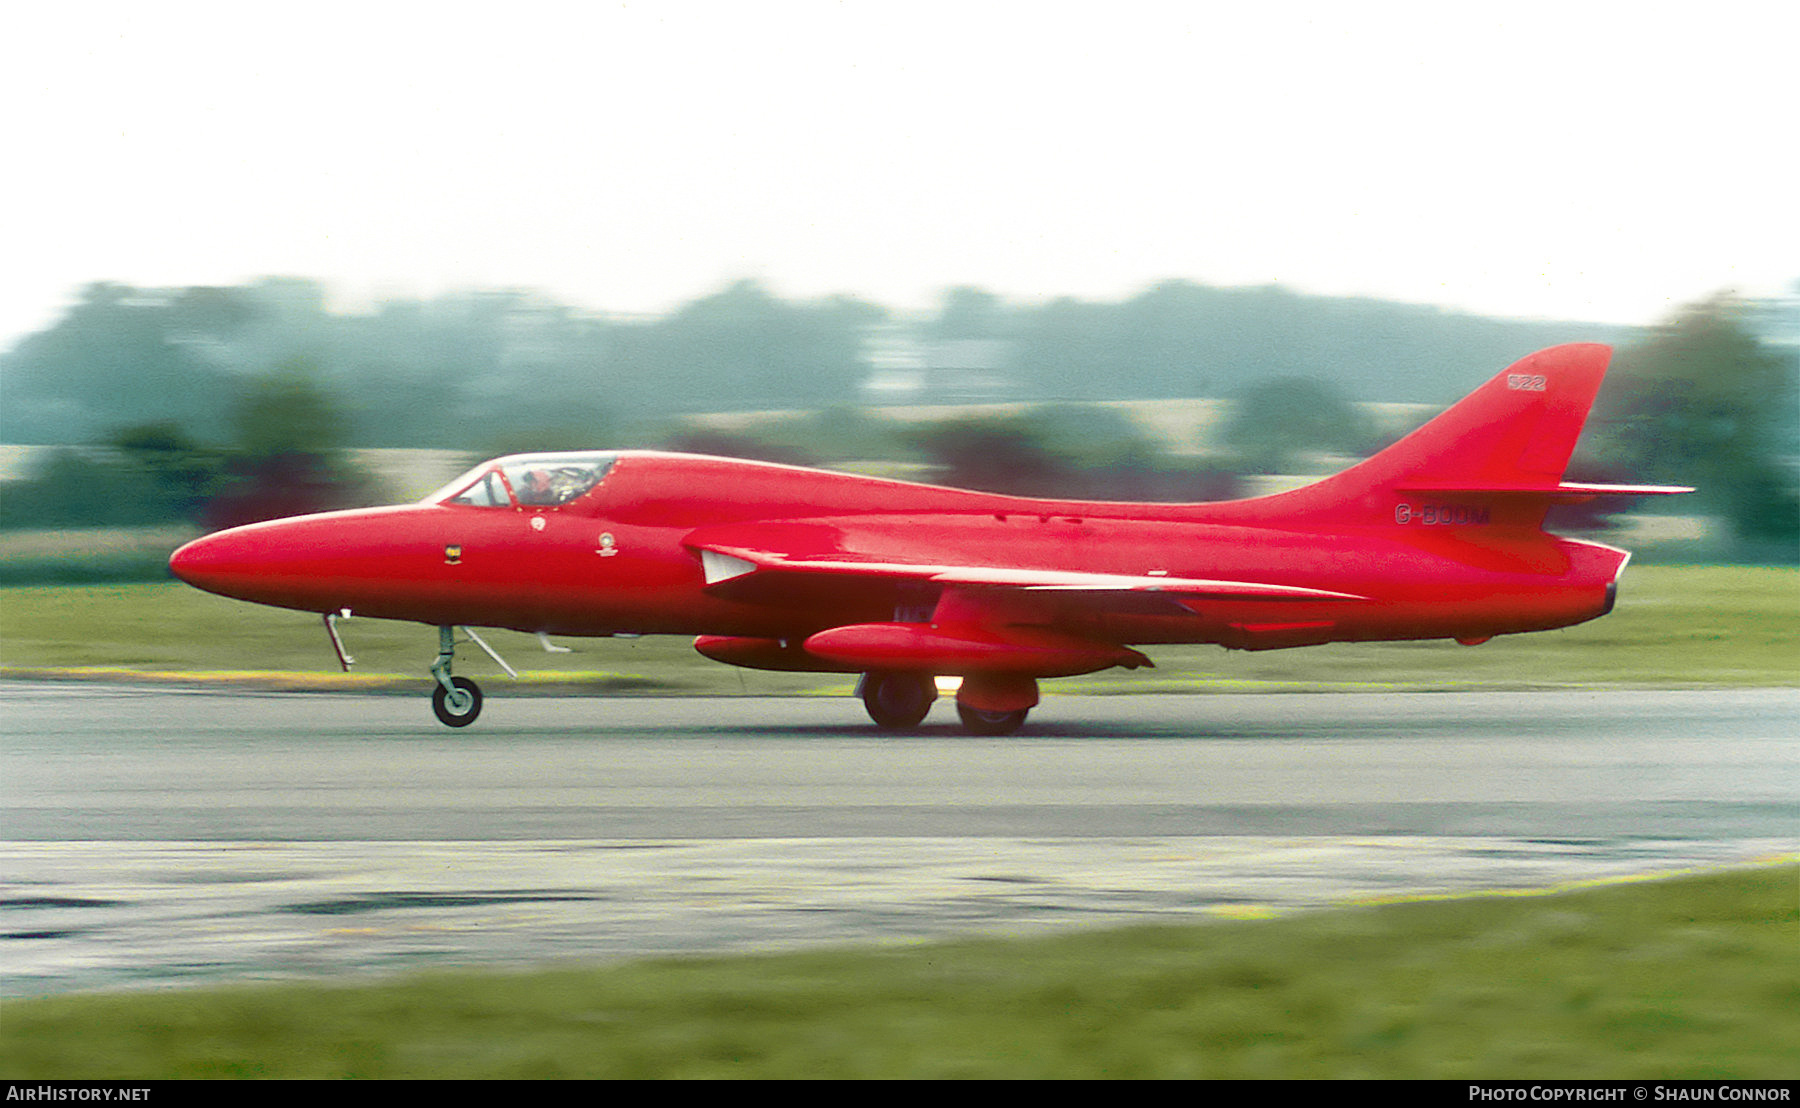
<box><xmin>169</xmin><ymin>449</ymin><xmax>1627</xmax><ymax>653</ymax></box>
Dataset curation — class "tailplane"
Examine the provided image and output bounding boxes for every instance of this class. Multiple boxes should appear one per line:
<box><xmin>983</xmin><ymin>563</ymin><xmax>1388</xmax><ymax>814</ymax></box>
<box><xmin>1261</xmin><ymin>344</ymin><xmax>1690</xmax><ymax>530</ymax></box>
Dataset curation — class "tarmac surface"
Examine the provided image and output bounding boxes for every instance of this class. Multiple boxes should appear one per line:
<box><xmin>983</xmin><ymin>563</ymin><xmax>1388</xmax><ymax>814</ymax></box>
<box><xmin>2</xmin><ymin>683</ymin><xmax>1794</xmax><ymax>995</ymax></box>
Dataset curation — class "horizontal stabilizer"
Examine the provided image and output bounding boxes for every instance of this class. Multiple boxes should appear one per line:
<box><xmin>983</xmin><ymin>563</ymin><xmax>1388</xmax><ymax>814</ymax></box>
<box><xmin>1398</xmin><ymin>482</ymin><xmax>1695</xmax><ymax>504</ymax></box>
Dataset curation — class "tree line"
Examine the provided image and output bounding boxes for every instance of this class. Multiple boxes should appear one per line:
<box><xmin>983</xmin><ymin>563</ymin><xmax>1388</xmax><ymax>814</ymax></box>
<box><xmin>3</xmin><ymin>276</ymin><xmax>1639</xmax><ymax>448</ymax></box>
<box><xmin>0</xmin><ymin>278</ymin><xmax>1792</xmax><ymax>553</ymax></box>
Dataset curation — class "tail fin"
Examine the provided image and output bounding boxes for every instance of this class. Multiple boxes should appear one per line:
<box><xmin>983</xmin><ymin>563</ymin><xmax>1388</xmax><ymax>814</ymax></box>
<box><xmin>1264</xmin><ymin>344</ymin><xmax>1689</xmax><ymax>530</ymax></box>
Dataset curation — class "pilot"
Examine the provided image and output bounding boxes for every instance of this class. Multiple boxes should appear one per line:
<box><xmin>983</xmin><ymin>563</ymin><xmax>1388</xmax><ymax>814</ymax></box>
<box><xmin>519</xmin><ymin>469</ymin><xmax>555</xmax><ymax>505</ymax></box>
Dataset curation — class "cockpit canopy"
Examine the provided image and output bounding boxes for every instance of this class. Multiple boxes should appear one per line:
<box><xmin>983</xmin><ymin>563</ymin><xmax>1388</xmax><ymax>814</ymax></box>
<box><xmin>428</xmin><ymin>452</ymin><xmax>618</xmax><ymax>509</ymax></box>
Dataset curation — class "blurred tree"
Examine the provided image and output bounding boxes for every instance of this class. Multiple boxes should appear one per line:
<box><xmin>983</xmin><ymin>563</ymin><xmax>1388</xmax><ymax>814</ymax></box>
<box><xmin>677</xmin><ymin>407</ymin><xmax>907</xmax><ymax>465</ymax></box>
<box><xmin>477</xmin><ymin>417</ymin><xmax>633</xmax><ymax>461</ymax></box>
<box><xmin>1221</xmin><ymin>376</ymin><xmax>1377</xmax><ymax>475</ymax></box>
<box><xmin>1586</xmin><ymin>296</ymin><xmax>1798</xmax><ymax>550</ymax></box>
<box><xmin>0</xmin><ymin>282</ymin><xmax>234</xmax><ymax>442</ymax></box>
<box><xmin>3</xmin><ymin>274</ymin><xmax>1645</xmax><ymax>450</ymax></box>
<box><xmin>907</xmin><ymin>409</ymin><xmax>1241</xmax><ymax>502</ymax></box>
<box><xmin>0</xmin><ymin>448</ymin><xmax>175</xmax><ymax>529</ymax></box>
<box><xmin>618</xmin><ymin>280</ymin><xmax>882</xmax><ymax>414</ymax></box>
<box><xmin>778</xmin><ymin>406</ymin><xmax>906</xmax><ymax>461</ymax></box>
<box><xmin>1026</xmin><ymin>404</ymin><xmax>1163</xmax><ymax>471</ymax></box>
<box><xmin>110</xmin><ymin>421</ymin><xmax>229</xmax><ymax>521</ymax></box>
<box><xmin>928</xmin><ymin>286</ymin><xmax>1008</xmax><ymax>341</ymax></box>
<box><xmin>1011</xmin><ymin>296</ymin><xmax>1121</xmax><ymax>401</ymax></box>
<box><xmin>908</xmin><ymin>416</ymin><xmax>1071</xmax><ymax>497</ymax></box>
<box><xmin>1018</xmin><ymin>403</ymin><xmax>1241</xmax><ymax>500</ymax></box>
<box><xmin>168</xmin><ymin>285</ymin><xmax>257</xmax><ymax>342</ymax></box>
<box><xmin>231</xmin><ymin>359</ymin><xmax>352</xmax><ymax>460</ymax></box>
<box><xmin>204</xmin><ymin>361</ymin><xmax>372</xmax><ymax>528</ymax></box>
<box><xmin>657</xmin><ymin>429</ymin><xmax>820</xmax><ymax>467</ymax></box>
<box><xmin>1117</xmin><ymin>280</ymin><xmax>1228</xmax><ymax>396</ymax></box>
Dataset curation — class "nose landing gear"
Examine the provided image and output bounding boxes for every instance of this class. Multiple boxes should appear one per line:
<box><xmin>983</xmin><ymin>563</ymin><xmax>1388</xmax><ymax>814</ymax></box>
<box><xmin>427</xmin><ymin>625</ymin><xmax>519</xmax><ymax>727</ymax></box>
<box><xmin>429</xmin><ymin>626</ymin><xmax>482</xmax><ymax>726</ymax></box>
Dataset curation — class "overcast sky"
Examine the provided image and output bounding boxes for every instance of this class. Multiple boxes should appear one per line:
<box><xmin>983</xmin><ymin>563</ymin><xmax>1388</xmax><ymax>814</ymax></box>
<box><xmin>3</xmin><ymin>1</ymin><xmax>1795</xmax><ymax>349</ymax></box>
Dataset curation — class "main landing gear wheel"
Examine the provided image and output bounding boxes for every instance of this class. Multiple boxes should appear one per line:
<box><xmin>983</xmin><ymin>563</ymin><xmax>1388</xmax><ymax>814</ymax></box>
<box><xmin>860</xmin><ymin>672</ymin><xmax>936</xmax><ymax>730</ymax></box>
<box><xmin>432</xmin><ymin>675</ymin><xmax>483</xmax><ymax>727</ymax></box>
<box><xmin>956</xmin><ymin>702</ymin><xmax>1029</xmax><ymax>736</ymax></box>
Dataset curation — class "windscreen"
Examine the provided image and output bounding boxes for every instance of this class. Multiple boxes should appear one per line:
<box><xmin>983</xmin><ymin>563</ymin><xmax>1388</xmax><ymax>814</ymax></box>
<box><xmin>430</xmin><ymin>452</ymin><xmax>617</xmax><ymax>508</ymax></box>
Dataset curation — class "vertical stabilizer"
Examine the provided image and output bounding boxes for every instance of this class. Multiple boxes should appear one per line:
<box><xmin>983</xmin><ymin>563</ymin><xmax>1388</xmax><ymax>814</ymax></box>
<box><xmin>1259</xmin><ymin>343</ymin><xmax>1621</xmax><ymax>530</ymax></box>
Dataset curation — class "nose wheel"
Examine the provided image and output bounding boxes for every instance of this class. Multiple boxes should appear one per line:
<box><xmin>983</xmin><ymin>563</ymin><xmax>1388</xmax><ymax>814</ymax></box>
<box><xmin>432</xmin><ymin>676</ymin><xmax>483</xmax><ymax>727</ymax></box>
<box><xmin>429</xmin><ymin>625</ymin><xmax>489</xmax><ymax>727</ymax></box>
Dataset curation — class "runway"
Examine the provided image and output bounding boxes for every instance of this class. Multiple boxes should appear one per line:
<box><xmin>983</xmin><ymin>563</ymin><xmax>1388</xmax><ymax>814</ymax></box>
<box><xmin>2</xmin><ymin>683</ymin><xmax>1794</xmax><ymax>995</ymax></box>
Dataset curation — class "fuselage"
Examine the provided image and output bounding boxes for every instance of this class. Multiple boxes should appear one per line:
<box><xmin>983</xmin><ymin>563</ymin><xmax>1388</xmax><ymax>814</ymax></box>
<box><xmin>170</xmin><ymin>449</ymin><xmax>1627</xmax><ymax>652</ymax></box>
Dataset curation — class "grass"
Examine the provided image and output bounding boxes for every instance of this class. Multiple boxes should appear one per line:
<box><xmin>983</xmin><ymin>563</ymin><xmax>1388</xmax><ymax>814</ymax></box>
<box><xmin>0</xmin><ymin>526</ymin><xmax>196</xmax><ymax>585</ymax></box>
<box><xmin>1</xmin><ymin>565</ymin><xmax>1794</xmax><ymax>692</ymax></box>
<box><xmin>1</xmin><ymin>864</ymin><xmax>1793</xmax><ymax>1079</ymax></box>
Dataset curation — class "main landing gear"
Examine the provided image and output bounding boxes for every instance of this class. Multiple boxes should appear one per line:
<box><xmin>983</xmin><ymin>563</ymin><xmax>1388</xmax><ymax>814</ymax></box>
<box><xmin>859</xmin><ymin>672</ymin><xmax>937</xmax><ymax>730</ymax></box>
<box><xmin>858</xmin><ymin>672</ymin><xmax>1034</xmax><ymax>736</ymax></box>
<box><xmin>955</xmin><ymin>702</ymin><xmax>1030</xmax><ymax>736</ymax></box>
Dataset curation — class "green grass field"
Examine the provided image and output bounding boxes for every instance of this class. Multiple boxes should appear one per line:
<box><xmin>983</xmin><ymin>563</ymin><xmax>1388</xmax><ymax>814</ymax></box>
<box><xmin>2</xmin><ymin>564</ymin><xmax>1794</xmax><ymax>691</ymax></box>
<box><xmin>2</xmin><ymin>864</ymin><xmax>1793</xmax><ymax>1079</ymax></box>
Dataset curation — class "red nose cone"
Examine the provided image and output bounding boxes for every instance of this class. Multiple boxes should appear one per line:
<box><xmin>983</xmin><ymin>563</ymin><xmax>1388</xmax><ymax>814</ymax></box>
<box><xmin>169</xmin><ymin>528</ymin><xmax>260</xmax><ymax>600</ymax></box>
<box><xmin>167</xmin><ymin>505</ymin><xmax>458</xmax><ymax>620</ymax></box>
<box><xmin>170</xmin><ymin>530</ymin><xmax>227</xmax><ymax>591</ymax></box>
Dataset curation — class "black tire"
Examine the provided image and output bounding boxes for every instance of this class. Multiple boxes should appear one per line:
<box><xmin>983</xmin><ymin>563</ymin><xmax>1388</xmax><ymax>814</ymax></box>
<box><xmin>432</xmin><ymin>676</ymin><xmax>483</xmax><ymax>727</ymax></box>
<box><xmin>861</xmin><ymin>672</ymin><xmax>936</xmax><ymax>729</ymax></box>
<box><xmin>956</xmin><ymin>702</ymin><xmax>1028</xmax><ymax>736</ymax></box>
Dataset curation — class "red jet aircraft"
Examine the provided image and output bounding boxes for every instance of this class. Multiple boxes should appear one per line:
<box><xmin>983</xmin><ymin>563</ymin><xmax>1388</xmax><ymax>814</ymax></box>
<box><xmin>171</xmin><ymin>343</ymin><xmax>1688</xmax><ymax>733</ymax></box>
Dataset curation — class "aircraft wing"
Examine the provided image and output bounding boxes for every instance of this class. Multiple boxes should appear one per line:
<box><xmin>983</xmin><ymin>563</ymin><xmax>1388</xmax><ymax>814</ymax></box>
<box><xmin>691</xmin><ymin>543</ymin><xmax>1365</xmax><ymax>604</ymax></box>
